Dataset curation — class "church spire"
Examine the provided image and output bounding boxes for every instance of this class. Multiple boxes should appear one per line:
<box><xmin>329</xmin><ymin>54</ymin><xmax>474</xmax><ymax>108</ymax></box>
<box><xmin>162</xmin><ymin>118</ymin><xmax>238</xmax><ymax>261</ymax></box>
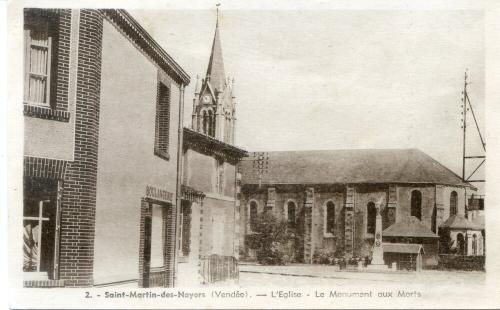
<box><xmin>206</xmin><ymin>4</ymin><xmax>226</xmax><ymax>93</ymax></box>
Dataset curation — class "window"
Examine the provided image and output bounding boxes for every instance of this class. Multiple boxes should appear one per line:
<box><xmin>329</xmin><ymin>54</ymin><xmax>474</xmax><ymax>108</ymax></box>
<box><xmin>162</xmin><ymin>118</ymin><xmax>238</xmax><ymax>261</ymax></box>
<box><xmin>154</xmin><ymin>82</ymin><xmax>171</xmax><ymax>160</ymax></box>
<box><xmin>323</xmin><ymin>201</ymin><xmax>335</xmax><ymax>236</ymax></box>
<box><xmin>366</xmin><ymin>202</ymin><xmax>377</xmax><ymax>235</ymax></box>
<box><xmin>411</xmin><ymin>190</ymin><xmax>422</xmax><ymax>220</ymax></box>
<box><xmin>24</xmin><ymin>10</ymin><xmax>54</xmax><ymax>107</ymax></box>
<box><xmin>179</xmin><ymin>201</ymin><xmax>191</xmax><ymax>257</ymax></box>
<box><xmin>286</xmin><ymin>201</ymin><xmax>296</xmax><ymax>229</ymax></box>
<box><xmin>150</xmin><ymin>203</ymin><xmax>165</xmax><ymax>268</ymax></box>
<box><xmin>472</xmin><ymin>234</ymin><xmax>477</xmax><ymax>255</ymax></box>
<box><xmin>249</xmin><ymin>201</ymin><xmax>258</xmax><ymax>231</ymax></box>
<box><xmin>23</xmin><ymin>177</ymin><xmax>59</xmax><ymax>280</ymax></box>
<box><xmin>201</xmin><ymin>109</ymin><xmax>216</xmax><ymax>137</ymax></box>
<box><xmin>202</xmin><ymin>110</ymin><xmax>208</xmax><ymax>134</ymax></box>
<box><xmin>215</xmin><ymin>159</ymin><xmax>225</xmax><ymax>194</ymax></box>
<box><xmin>457</xmin><ymin>233</ymin><xmax>465</xmax><ymax>255</ymax></box>
<box><xmin>450</xmin><ymin>191</ymin><xmax>458</xmax><ymax>216</ymax></box>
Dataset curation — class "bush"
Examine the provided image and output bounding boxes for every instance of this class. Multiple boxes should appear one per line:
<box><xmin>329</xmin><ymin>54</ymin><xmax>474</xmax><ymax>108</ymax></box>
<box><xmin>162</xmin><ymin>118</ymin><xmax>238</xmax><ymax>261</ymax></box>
<box><xmin>312</xmin><ymin>249</ymin><xmax>335</xmax><ymax>265</ymax></box>
<box><xmin>245</xmin><ymin>212</ymin><xmax>295</xmax><ymax>265</ymax></box>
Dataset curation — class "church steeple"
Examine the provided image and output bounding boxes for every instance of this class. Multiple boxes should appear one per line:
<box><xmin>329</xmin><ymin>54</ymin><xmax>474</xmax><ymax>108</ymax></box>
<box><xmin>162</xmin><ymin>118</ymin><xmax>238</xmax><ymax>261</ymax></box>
<box><xmin>192</xmin><ymin>5</ymin><xmax>237</xmax><ymax>145</ymax></box>
<box><xmin>206</xmin><ymin>4</ymin><xmax>225</xmax><ymax>93</ymax></box>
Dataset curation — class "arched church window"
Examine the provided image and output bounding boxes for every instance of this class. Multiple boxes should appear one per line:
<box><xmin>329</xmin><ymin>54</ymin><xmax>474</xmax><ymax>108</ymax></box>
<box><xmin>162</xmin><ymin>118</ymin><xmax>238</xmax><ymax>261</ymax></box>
<box><xmin>202</xmin><ymin>110</ymin><xmax>208</xmax><ymax>135</ymax></box>
<box><xmin>325</xmin><ymin>201</ymin><xmax>335</xmax><ymax>235</ymax></box>
<box><xmin>287</xmin><ymin>201</ymin><xmax>296</xmax><ymax>229</ymax></box>
<box><xmin>208</xmin><ymin>110</ymin><xmax>215</xmax><ymax>137</ymax></box>
<box><xmin>450</xmin><ymin>191</ymin><xmax>458</xmax><ymax>216</ymax></box>
<box><xmin>457</xmin><ymin>233</ymin><xmax>465</xmax><ymax>255</ymax></box>
<box><xmin>367</xmin><ymin>202</ymin><xmax>377</xmax><ymax>235</ymax></box>
<box><xmin>249</xmin><ymin>201</ymin><xmax>258</xmax><ymax>230</ymax></box>
<box><xmin>411</xmin><ymin>190</ymin><xmax>422</xmax><ymax>220</ymax></box>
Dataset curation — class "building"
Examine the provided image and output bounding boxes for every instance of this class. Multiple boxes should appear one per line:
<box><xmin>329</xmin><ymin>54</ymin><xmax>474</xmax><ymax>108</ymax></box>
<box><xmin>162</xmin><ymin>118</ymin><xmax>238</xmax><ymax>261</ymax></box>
<box><xmin>176</xmin><ymin>12</ymin><xmax>247</xmax><ymax>286</ymax></box>
<box><xmin>238</xmin><ymin>149</ymin><xmax>477</xmax><ymax>269</ymax></box>
<box><xmin>22</xmin><ymin>9</ymin><xmax>190</xmax><ymax>287</ymax></box>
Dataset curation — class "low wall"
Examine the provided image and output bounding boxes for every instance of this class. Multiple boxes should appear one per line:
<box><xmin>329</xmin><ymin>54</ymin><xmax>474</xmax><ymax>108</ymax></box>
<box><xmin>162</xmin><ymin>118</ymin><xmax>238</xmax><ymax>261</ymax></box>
<box><xmin>438</xmin><ymin>254</ymin><xmax>485</xmax><ymax>271</ymax></box>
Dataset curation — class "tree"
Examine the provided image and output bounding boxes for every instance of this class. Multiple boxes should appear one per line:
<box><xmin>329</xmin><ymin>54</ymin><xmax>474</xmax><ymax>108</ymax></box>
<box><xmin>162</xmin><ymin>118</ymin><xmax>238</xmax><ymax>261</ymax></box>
<box><xmin>245</xmin><ymin>211</ymin><xmax>295</xmax><ymax>265</ymax></box>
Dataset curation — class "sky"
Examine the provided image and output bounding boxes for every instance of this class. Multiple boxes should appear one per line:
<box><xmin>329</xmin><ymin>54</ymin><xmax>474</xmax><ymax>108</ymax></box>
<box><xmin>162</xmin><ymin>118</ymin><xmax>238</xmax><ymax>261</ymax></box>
<box><xmin>132</xmin><ymin>9</ymin><xmax>485</xmax><ymax>193</ymax></box>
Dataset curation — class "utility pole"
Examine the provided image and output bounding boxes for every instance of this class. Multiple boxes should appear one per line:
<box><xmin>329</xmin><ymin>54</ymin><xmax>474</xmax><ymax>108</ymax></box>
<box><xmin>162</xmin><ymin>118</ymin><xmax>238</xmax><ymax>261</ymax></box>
<box><xmin>461</xmin><ymin>70</ymin><xmax>486</xmax><ymax>184</ymax></box>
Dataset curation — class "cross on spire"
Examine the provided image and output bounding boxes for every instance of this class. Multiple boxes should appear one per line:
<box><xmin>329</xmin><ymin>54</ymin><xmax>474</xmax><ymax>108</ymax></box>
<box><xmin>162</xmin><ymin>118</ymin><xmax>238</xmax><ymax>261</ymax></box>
<box><xmin>206</xmin><ymin>3</ymin><xmax>226</xmax><ymax>93</ymax></box>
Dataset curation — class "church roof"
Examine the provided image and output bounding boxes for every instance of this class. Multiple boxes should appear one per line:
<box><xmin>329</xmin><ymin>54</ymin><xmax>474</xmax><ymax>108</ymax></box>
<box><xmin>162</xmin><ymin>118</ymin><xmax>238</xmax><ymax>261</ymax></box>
<box><xmin>205</xmin><ymin>14</ymin><xmax>226</xmax><ymax>93</ymax></box>
<box><xmin>440</xmin><ymin>214</ymin><xmax>483</xmax><ymax>230</ymax></box>
<box><xmin>383</xmin><ymin>216</ymin><xmax>439</xmax><ymax>238</ymax></box>
<box><xmin>240</xmin><ymin>149</ymin><xmax>473</xmax><ymax>188</ymax></box>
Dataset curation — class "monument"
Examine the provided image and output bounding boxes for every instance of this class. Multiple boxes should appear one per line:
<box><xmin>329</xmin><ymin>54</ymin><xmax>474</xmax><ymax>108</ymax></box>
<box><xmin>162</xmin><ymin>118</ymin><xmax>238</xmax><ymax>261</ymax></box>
<box><xmin>366</xmin><ymin>198</ymin><xmax>390</xmax><ymax>270</ymax></box>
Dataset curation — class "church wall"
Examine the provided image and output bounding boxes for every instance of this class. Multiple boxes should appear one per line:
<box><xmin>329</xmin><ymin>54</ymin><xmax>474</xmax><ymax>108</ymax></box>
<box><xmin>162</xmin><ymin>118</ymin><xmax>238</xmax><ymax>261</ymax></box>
<box><xmin>440</xmin><ymin>186</ymin><xmax>467</xmax><ymax>219</ymax></box>
<box><xmin>274</xmin><ymin>191</ymin><xmax>305</xmax><ymax>219</ymax></box>
<box><xmin>397</xmin><ymin>185</ymin><xmax>436</xmax><ymax>230</ymax></box>
<box><xmin>240</xmin><ymin>183</ymin><xmax>459</xmax><ymax>265</ymax></box>
<box><xmin>352</xmin><ymin>185</ymin><xmax>389</xmax><ymax>258</ymax></box>
<box><xmin>312</xmin><ymin>191</ymin><xmax>345</xmax><ymax>256</ymax></box>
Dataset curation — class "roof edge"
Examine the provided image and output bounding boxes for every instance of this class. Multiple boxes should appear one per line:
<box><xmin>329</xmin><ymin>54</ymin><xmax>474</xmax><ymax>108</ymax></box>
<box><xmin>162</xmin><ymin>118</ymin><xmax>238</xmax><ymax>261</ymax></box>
<box><xmin>183</xmin><ymin>127</ymin><xmax>248</xmax><ymax>159</ymax></box>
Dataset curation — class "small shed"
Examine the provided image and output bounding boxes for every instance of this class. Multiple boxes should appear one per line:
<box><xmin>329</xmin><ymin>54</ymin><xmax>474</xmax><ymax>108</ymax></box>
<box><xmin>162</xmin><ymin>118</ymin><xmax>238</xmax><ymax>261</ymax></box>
<box><xmin>383</xmin><ymin>243</ymin><xmax>425</xmax><ymax>271</ymax></box>
<box><xmin>382</xmin><ymin>216</ymin><xmax>439</xmax><ymax>268</ymax></box>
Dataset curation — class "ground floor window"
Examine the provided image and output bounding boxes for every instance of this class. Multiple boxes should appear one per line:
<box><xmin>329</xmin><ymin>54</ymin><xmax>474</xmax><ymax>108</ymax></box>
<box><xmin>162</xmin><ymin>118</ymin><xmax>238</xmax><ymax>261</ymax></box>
<box><xmin>23</xmin><ymin>177</ymin><xmax>59</xmax><ymax>280</ymax></box>
<box><xmin>179</xmin><ymin>200</ymin><xmax>192</xmax><ymax>257</ymax></box>
<box><xmin>457</xmin><ymin>233</ymin><xmax>466</xmax><ymax>255</ymax></box>
<box><xmin>325</xmin><ymin>201</ymin><xmax>335</xmax><ymax>235</ymax></box>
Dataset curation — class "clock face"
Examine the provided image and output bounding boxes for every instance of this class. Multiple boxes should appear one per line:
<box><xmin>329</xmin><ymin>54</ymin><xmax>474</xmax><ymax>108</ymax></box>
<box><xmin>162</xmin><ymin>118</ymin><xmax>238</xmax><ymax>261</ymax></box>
<box><xmin>202</xmin><ymin>95</ymin><xmax>211</xmax><ymax>103</ymax></box>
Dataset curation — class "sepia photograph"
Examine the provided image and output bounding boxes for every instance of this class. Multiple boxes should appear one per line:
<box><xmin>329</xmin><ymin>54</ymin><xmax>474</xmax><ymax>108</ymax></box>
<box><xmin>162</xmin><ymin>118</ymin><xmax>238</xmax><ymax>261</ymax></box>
<box><xmin>5</xmin><ymin>0</ymin><xmax>500</xmax><ymax>309</ymax></box>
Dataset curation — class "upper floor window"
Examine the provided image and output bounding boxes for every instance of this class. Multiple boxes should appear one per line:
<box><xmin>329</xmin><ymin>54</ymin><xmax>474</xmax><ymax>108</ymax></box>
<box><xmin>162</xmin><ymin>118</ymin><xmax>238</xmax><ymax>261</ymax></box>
<box><xmin>325</xmin><ymin>201</ymin><xmax>335</xmax><ymax>236</ymax></box>
<box><xmin>24</xmin><ymin>10</ymin><xmax>54</xmax><ymax>107</ymax></box>
<box><xmin>366</xmin><ymin>202</ymin><xmax>377</xmax><ymax>235</ymax></box>
<box><xmin>215</xmin><ymin>159</ymin><xmax>224</xmax><ymax>194</ymax></box>
<box><xmin>450</xmin><ymin>191</ymin><xmax>458</xmax><ymax>216</ymax></box>
<box><xmin>411</xmin><ymin>190</ymin><xmax>422</xmax><ymax>220</ymax></box>
<box><xmin>154</xmin><ymin>82</ymin><xmax>171</xmax><ymax>160</ymax></box>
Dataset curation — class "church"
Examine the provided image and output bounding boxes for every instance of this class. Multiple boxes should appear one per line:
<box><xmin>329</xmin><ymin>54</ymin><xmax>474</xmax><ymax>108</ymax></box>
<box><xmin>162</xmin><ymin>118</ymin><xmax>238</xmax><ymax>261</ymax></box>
<box><xmin>237</xmin><ymin>149</ymin><xmax>484</xmax><ymax>270</ymax></box>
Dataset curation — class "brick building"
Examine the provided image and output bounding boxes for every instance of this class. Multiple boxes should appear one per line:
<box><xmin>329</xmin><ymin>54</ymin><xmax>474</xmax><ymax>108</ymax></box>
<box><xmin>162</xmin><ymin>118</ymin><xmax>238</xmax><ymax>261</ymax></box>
<box><xmin>176</xmin><ymin>14</ymin><xmax>247</xmax><ymax>285</ymax></box>
<box><xmin>22</xmin><ymin>9</ymin><xmax>190</xmax><ymax>287</ymax></box>
<box><xmin>238</xmin><ymin>149</ymin><xmax>477</xmax><ymax>269</ymax></box>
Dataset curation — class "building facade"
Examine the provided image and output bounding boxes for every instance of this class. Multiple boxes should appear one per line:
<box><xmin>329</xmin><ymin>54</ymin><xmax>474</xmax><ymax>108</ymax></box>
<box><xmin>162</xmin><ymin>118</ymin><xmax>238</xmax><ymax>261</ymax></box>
<box><xmin>239</xmin><ymin>149</ymin><xmax>477</xmax><ymax>269</ymax></box>
<box><xmin>176</xmin><ymin>14</ymin><xmax>247</xmax><ymax>286</ymax></box>
<box><xmin>22</xmin><ymin>9</ymin><xmax>190</xmax><ymax>287</ymax></box>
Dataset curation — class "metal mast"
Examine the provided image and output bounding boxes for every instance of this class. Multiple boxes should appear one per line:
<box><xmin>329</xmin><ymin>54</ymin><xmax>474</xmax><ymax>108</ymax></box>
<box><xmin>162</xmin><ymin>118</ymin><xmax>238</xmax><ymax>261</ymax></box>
<box><xmin>461</xmin><ymin>70</ymin><xmax>485</xmax><ymax>184</ymax></box>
